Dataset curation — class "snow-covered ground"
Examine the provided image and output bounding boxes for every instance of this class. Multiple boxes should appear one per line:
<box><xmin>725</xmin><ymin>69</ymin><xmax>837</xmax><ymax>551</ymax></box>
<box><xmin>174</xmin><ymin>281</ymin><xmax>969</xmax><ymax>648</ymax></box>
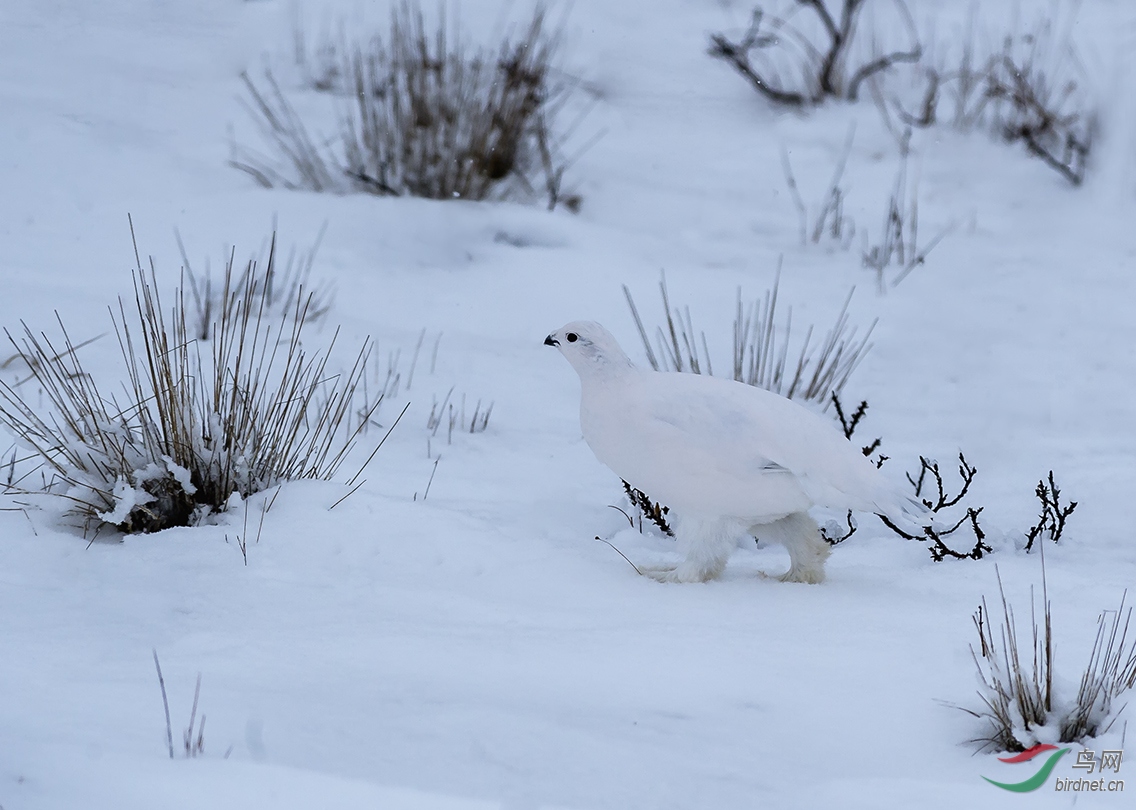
<box><xmin>2</xmin><ymin>0</ymin><xmax>1135</xmax><ymax>807</ymax></box>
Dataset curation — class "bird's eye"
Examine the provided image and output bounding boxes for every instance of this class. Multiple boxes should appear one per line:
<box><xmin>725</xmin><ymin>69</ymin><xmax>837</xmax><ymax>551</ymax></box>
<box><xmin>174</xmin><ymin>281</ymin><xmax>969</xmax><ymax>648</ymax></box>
<box><xmin>566</xmin><ymin>333</ymin><xmax>578</xmax><ymax>343</ymax></box>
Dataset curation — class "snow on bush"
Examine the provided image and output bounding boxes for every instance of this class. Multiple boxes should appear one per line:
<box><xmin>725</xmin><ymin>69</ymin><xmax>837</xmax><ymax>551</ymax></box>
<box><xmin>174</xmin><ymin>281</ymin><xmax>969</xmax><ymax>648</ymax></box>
<box><xmin>0</xmin><ymin>227</ymin><xmax>399</xmax><ymax>535</ymax></box>
<box><xmin>966</xmin><ymin>570</ymin><xmax>1136</xmax><ymax>752</ymax></box>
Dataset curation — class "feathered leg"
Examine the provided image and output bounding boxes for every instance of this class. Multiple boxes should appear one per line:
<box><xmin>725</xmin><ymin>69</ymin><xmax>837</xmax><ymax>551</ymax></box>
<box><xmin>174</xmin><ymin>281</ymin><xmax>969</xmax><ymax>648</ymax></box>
<box><xmin>752</xmin><ymin>512</ymin><xmax>830</xmax><ymax>584</ymax></box>
<box><xmin>641</xmin><ymin>515</ymin><xmax>742</xmax><ymax>583</ymax></box>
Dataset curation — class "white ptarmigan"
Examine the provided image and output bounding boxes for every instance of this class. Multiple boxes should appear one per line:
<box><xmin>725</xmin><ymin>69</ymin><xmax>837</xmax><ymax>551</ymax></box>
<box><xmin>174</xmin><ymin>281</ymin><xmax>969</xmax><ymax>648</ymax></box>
<box><xmin>545</xmin><ymin>321</ymin><xmax>922</xmax><ymax>584</ymax></box>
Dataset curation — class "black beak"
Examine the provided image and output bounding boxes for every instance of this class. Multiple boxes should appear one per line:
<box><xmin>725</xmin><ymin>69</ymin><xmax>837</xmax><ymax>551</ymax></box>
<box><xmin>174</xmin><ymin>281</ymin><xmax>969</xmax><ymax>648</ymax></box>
<box><xmin>544</xmin><ymin>334</ymin><xmax>559</xmax><ymax>347</ymax></box>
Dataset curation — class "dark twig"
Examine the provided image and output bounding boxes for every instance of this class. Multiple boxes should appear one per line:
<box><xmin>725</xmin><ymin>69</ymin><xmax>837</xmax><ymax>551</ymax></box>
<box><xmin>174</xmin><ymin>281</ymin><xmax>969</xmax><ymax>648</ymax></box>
<box><xmin>879</xmin><ymin>452</ymin><xmax>990</xmax><ymax>561</ymax></box>
<box><xmin>831</xmin><ymin>392</ymin><xmax>868</xmax><ymax>439</ymax></box>
<box><xmin>1024</xmin><ymin>471</ymin><xmax>1077</xmax><ymax>551</ymax></box>
<box><xmin>594</xmin><ymin>535</ymin><xmax>644</xmax><ymax>576</ymax></box>
<box><xmin>821</xmin><ymin>510</ymin><xmax>857</xmax><ymax>545</ymax></box>
<box><xmin>845</xmin><ymin>0</ymin><xmax>923</xmax><ymax>101</ymax></box>
<box><xmin>709</xmin><ymin>1</ymin><xmax>921</xmax><ymax>105</ymax></box>
<box><xmin>622</xmin><ymin>480</ymin><xmax>674</xmax><ymax>537</ymax></box>
<box><xmin>707</xmin><ymin>10</ymin><xmax>810</xmax><ymax>106</ymax></box>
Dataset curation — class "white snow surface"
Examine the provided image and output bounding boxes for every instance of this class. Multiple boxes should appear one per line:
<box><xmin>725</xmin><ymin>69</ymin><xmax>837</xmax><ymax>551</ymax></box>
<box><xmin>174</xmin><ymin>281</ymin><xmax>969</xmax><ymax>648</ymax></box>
<box><xmin>2</xmin><ymin>1</ymin><xmax>1136</xmax><ymax>808</ymax></box>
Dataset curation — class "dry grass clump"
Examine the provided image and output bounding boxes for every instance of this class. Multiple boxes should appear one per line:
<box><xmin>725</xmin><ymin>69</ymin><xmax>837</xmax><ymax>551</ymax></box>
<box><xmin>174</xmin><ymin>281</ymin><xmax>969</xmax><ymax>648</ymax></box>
<box><xmin>0</xmin><ymin>226</ymin><xmax>393</xmax><ymax>535</ymax></box>
<box><xmin>966</xmin><ymin>567</ymin><xmax>1136</xmax><ymax>752</ymax></box>
<box><xmin>623</xmin><ymin>271</ymin><xmax>874</xmax><ymax>408</ymax></box>
<box><xmin>233</xmin><ymin>1</ymin><xmax>586</xmax><ymax>209</ymax></box>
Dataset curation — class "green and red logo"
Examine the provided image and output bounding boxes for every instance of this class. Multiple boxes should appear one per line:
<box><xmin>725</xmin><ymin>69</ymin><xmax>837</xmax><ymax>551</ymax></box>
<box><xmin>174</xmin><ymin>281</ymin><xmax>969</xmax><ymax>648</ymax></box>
<box><xmin>982</xmin><ymin>744</ymin><xmax>1070</xmax><ymax>792</ymax></box>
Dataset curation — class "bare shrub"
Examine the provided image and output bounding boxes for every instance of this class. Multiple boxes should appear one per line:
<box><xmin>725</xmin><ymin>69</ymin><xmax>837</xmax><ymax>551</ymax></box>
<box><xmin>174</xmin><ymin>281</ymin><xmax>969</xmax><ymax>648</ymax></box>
<box><xmin>623</xmin><ymin>271</ymin><xmax>875</xmax><ymax>408</ymax></box>
<box><xmin>708</xmin><ymin>1</ymin><xmax>921</xmax><ymax>105</ymax></box>
<box><xmin>716</xmin><ymin>2</ymin><xmax>1096</xmax><ymax>184</ymax></box>
<box><xmin>875</xmin><ymin>452</ymin><xmax>991</xmax><ymax>561</ymax></box>
<box><xmin>843</xmin><ymin>406</ymin><xmax>1075</xmax><ymax>562</ymax></box>
<box><xmin>621</xmin><ymin>480</ymin><xmax>674</xmax><ymax>537</ymax></box>
<box><xmin>233</xmin><ymin>2</ymin><xmax>586</xmax><ymax>209</ymax></box>
<box><xmin>1024</xmin><ymin>472</ymin><xmax>1077</xmax><ymax>551</ymax></box>
<box><xmin>888</xmin><ymin>6</ymin><xmax>1096</xmax><ymax>184</ymax></box>
<box><xmin>0</xmin><ymin>226</ymin><xmax>393</xmax><ymax>535</ymax></box>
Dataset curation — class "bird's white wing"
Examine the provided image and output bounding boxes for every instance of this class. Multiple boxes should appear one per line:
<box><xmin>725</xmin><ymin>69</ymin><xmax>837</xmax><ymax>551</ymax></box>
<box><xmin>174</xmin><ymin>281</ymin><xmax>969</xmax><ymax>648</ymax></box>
<box><xmin>635</xmin><ymin>371</ymin><xmax>916</xmax><ymax>517</ymax></box>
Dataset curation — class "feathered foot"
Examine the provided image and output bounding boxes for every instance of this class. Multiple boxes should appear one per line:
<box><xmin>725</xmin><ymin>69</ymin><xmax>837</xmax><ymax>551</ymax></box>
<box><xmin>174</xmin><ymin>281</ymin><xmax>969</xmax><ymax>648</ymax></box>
<box><xmin>752</xmin><ymin>512</ymin><xmax>831</xmax><ymax>584</ymax></box>
<box><xmin>638</xmin><ymin>515</ymin><xmax>742</xmax><ymax>583</ymax></box>
<box><xmin>639</xmin><ymin>562</ymin><xmax>719</xmax><ymax>583</ymax></box>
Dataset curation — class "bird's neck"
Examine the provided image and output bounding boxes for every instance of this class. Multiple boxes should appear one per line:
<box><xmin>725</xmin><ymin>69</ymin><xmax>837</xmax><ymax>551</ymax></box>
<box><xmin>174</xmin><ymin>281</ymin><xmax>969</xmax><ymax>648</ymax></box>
<box><xmin>573</xmin><ymin>355</ymin><xmax>637</xmax><ymax>387</ymax></box>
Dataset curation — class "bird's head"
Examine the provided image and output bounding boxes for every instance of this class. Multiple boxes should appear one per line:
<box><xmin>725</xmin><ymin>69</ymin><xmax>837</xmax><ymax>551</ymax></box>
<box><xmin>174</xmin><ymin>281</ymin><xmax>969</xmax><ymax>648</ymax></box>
<box><xmin>544</xmin><ymin>321</ymin><xmax>636</xmax><ymax>378</ymax></box>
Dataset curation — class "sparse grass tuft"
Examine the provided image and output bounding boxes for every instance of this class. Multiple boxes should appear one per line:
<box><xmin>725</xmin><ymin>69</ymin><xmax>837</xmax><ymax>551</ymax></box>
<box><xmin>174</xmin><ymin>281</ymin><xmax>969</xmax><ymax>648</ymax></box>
<box><xmin>780</xmin><ymin>125</ymin><xmax>858</xmax><ymax>251</ymax></box>
<box><xmin>426</xmin><ymin>388</ymin><xmax>494</xmax><ymax>447</ymax></box>
<box><xmin>859</xmin><ymin>140</ymin><xmax>950</xmax><ymax>290</ymax></box>
<box><xmin>780</xmin><ymin>125</ymin><xmax>948</xmax><ymax>289</ymax></box>
<box><xmin>176</xmin><ymin>226</ymin><xmax>334</xmax><ymax>342</ymax></box>
<box><xmin>0</xmin><ymin>225</ymin><xmax>389</xmax><ymax>535</ymax></box>
<box><xmin>152</xmin><ymin>651</ymin><xmax>209</xmax><ymax>759</ymax></box>
<box><xmin>968</xmin><ymin>569</ymin><xmax>1054</xmax><ymax>752</ymax></box>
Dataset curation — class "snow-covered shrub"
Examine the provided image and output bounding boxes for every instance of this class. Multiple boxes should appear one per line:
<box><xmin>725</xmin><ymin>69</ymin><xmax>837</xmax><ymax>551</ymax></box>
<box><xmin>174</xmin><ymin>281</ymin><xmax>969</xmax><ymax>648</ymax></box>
<box><xmin>233</xmin><ymin>1</ymin><xmax>584</xmax><ymax>210</ymax></box>
<box><xmin>966</xmin><ymin>572</ymin><xmax>1136</xmax><ymax>752</ymax></box>
<box><xmin>0</xmin><ymin>231</ymin><xmax>390</xmax><ymax>535</ymax></box>
<box><xmin>176</xmin><ymin>227</ymin><xmax>334</xmax><ymax>342</ymax></box>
